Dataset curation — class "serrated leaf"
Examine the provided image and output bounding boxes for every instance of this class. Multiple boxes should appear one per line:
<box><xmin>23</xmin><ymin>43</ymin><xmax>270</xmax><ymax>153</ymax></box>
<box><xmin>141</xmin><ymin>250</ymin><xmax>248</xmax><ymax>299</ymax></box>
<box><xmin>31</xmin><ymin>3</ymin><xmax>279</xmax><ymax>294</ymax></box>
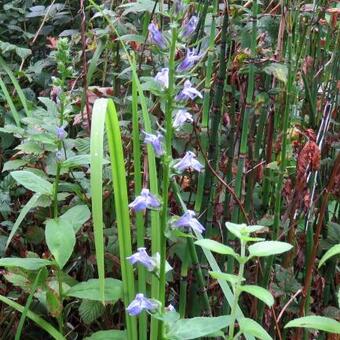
<box><xmin>66</xmin><ymin>278</ymin><xmax>122</xmax><ymax>302</ymax></box>
<box><xmin>239</xmin><ymin>317</ymin><xmax>272</xmax><ymax>340</ymax></box>
<box><xmin>263</xmin><ymin>63</ymin><xmax>288</xmax><ymax>83</ymax></box>
<box><xmin>195</xmin><ymin>239</ymin><xmax>237</xmax><ymax>257</ymax></box>
<box><xmin>45</xmin><ymin>218</ymin><xmax>75</xmax><ymax>269</ymax></box>
<box><xmin>0</xmin><ymin>257</ymin><xmax>51</xmax><ymax>270</ymax></box>
<box><xmin>318</xmin><ymin>244</ymin><xmax>340</xmax><ymax>268</ymax></box>
<box><xmin>166</xmin><ymin>316</ymin><xmax>231</xmax><ymax>339</ymax></box>
<box><xmin>248</xmin><ymin>241</ymin><xmax>293</xmax><ymax>257</ymax></box>
<box><xmin>209</xmin><ymin>271</ymin><xmax>242</xmax><ymax>285</ymax></box>
<box><xmin>285</xmin><ymin>316</ymin><xmax>340</xmax><ymax>334</ymax></box>
<box><xmin>79</xmin><ymin>300</ymin><xmax>105</xmax><ymax>324</ymax></box>
<box><xmin>240</xmin><ymin>285</ymin><xmax>274</xmax><ymax>307</ymax></box>
<box><xmin>59</xmin><ymin>205</ymin><xmax>91</xmax><ymax>233</ymax></box>
<box><xmin>11</xmin><ymin>170</ymin><xmax>53</xmax><ymax>195</ymax></box>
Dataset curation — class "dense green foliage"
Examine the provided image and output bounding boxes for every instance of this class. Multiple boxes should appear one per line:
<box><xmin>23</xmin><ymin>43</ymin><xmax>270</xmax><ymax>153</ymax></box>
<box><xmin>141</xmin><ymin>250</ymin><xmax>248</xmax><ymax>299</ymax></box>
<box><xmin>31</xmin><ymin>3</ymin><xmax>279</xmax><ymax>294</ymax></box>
<box><xmin>0</xmin><ymin>0</ymin><xmax>339</xmax><ymax>339</ymax></box>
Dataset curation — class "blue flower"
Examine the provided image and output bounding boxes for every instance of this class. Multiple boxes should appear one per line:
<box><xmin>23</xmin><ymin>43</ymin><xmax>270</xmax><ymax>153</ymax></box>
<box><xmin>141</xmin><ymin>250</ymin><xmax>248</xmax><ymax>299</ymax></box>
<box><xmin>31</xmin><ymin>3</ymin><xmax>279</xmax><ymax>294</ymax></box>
<box><xmin>155</xmin><ymin>68</ymin><xmax>169</xmax><ymax>89</ymax></box>
<box><xmin>129</xmin><ymin>188</ymin><xmax>161</xmax><ymax>211</ymax></box>
<box><xmin>173</xmin><ymin>109</ymin><xmax>193</xmax><ymax>130</ymax></box>
<box><xmin>127</xmin><ymin>247</ymin><xmax>156</xmax><ymax>271</ymax></box>
<box><xmin>172</xmin><ymin>210</ymin><xmax>205</xmax><ymax>234</ymax></box>
<box><xmin>126</xmin><ymin>293</ymin><xmax>159</xmax><ymax>316</ymax></box>
<box><xmin>148</xmin><ymin>23</ymin><xmax>167</xmax><ymax>49</ymax></box>
<box><xmin>181</xmin><ymin>16</ymin><xmax>198</xmax><ymax>39</ymax></box>
<box><xmin>143</xmin><ymin>131</ymin><xmax>165</xmax><ymax>157</ymax></box>
<box><xmin>173</xmin><ymin>151</ymin><xmax>204</xmax><ymax>173</ymax></box>
<box><xmin>55</xmin><ymin>150</ymin><xmax>64</xmax><ymax>162</ymax></box>
<box><xmin>177</xmin><ymin>49</ymin><xmax>201</xmax><ymax>72</ymax></box>
<box><xmin>175</xmin><ymin>80</ymin><xmax>203</xmax><ymax>101</ymax></box>
<box><xmin>56</xmin><ymin>126</ymin><xmax>67</xmax><ymax>140</ymax></box>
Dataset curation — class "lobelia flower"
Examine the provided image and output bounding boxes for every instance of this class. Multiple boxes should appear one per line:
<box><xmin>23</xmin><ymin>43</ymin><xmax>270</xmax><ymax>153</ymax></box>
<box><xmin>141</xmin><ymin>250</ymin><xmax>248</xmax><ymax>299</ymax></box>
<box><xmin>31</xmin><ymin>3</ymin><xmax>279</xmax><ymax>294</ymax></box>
<box><xmin>177</xmin><ymin>49</ymin><xmax>201</xmax><ymax>72</ymax></box>
<box><xmin>166</xmin><ymin>304</ymin><xmax>176</xmax><ymax>312</ymax></box>
<box><xmin>181</xmin><ymin>16</ymin><xmax>198</xmax><ymax>39</ymax></box>
<box><xmin>173</xmin><ymin>109</ymin><xmax>193</xmax><ymax>129</ymax></box>
<box><xmin>129</xmin><ymin>188</ymin><xmax>161</xmax><ymax>211</ymax></box>
<box><xmin>148</xmin><ymin>23</ymin><xmax>167</xmax><ymax>49</ymax></box>
<box><xmin>126</xmin><ymin>293</ymin><xmax>159</xmax><ymax>316</ymax></box>
<box><xmin>175</xmin><ymin>80</ymin><xmax>203</xmax><ymax>101</ymax></box>
<box><xmin>143</xmin><ymin>131</ymin><xmax>165</xmax><ymax>157</ymax></box>
<box><xmin>55</xmin><ymin>150</ymin><xmax>64</xmax><ymax>162</ymax></box>
<box><xmin>173</xmin><ymin>151</ymin><xmax>204</xmax><ymax>173</ymax></box>
<box><xmin>172</xmin><ymin>210</ymin><xmax>205</xmax><ymax>234</ymax></box>
<box><xmin>56</xmin><ymin>126</ymin><xmax>67</xmax><ymax>140</ymax></box>
<box><xmin>155</xmin><ymin>68</ymin><xmax>169</xmax><ymax>89</ymax></box>
<box><xmin>127</xmin><ymin>247</ymin><xmax>156</xmax><ymax>271</ymax></box>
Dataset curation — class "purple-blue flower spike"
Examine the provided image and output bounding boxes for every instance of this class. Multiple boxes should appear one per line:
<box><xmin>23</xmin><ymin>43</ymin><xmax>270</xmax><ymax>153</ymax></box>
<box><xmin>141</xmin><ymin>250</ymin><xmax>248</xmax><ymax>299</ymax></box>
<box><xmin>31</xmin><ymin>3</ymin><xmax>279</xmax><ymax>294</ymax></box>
<box><xmin>129</xmin><ymin>188</ymin><xmax>161</xmax><ymax>211</ymax></box>
<box><xmin>155</xmin><ymin>68</ymin><xmax>169</xmax><ymax>89</ymax></box>
<box><xmin>177</xmin><ymin>49</ymin><xmax>201</xmax><ymax>72</ymax></box>
<box><xmin>173</xmin><ymin>109</ymin><xmax>193</xmax><ymax>130</ymax></box>
<box><xmin>126</xmin><ymin>247</ymin><xmax>156</xmax><ymax>271</ymax></box>
<box><xmin>56</xmin><ymin>126</ymin><xmax>67</xmax><ymax>140</ymax></box>
<box><xmin>181</xmin><ymin>16</ymin><xmax>198</xmax><ymax>39</ymax></box>
<box><xmin>126</xmin><ymin>293</ymin><xmax>159</xmax><ymax>316</ymax></box>
<box><xmin>175</xmin><ymin>80</ymin><xmax>203</xmax><ymax>101</ymax></box>
<box><xmin>172</xmin><ymin>210</ymin><xmax>205</xmax><ymax>234</ymax></box>
<box><xmin>173</xmin><ymin>151</ymin><xmax>204</xmax><ymax>173</ymax></box>
<box><xmin>148</xmin><ymin>23</ymin><xmax>167</xmax><ymax>49</ymax></box>
<box><xmin>143</xmin><ymin>131</ymin><xmax>165</xmax><ymax>157</ymax></box>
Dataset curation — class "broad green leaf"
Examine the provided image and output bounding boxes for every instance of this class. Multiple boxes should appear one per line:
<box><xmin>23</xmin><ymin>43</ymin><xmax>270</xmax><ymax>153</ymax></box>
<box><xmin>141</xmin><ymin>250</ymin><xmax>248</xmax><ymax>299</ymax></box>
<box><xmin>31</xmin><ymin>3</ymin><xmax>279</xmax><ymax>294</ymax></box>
<box><xmin>246</xmin><ymin>225</ymin><xmax>266</xmax><ymax>233</ymax></box>
<box><xmin>195</xmin><ymin>239</ymin><xmax>237</xmax><ymax>257</ymax></box>
<box><xmin>209</xmin><ymin>271</ymin><xmax>242</xmax><ymax>285</ymax></box>
<box><xmin>84</xmin><ymin>330</ymin><xmax>127</xmax><ymax>340</ymax></box>
<box><xmin>2</xmin><ymin>160</ymin><xmax>27</xmax><ymax>172</ymax></box>
<box><xmin>11</xmin><ymin>171</ymin><xmax>52</xmax><ymax>195</ymax></box>
<box><xmin>318</xmin><ymin>244</ymin><xmax>340</xmax><ymax>268</ymax></box>
<box><xmin>45</xmin><ymin>218</ymin><xmax>75</xmax><ymax>269</ymax></box>
<box><xmin>59</xmin><ymin>205</ymin><xmax>91</xmax><ymax>233</ymax></box>
<box><xmin>46</xmin><ymin>289</ymin><xmax>62</xmax><ymax>318</ymax></box>
<box><xmin>248</xmin><ymin>241</ymin><xmax>293</xmax><ymax>257</ymax></box>
<box><xmin>239</xmin><ymin>317</ymin><xmax>272</xmax><ymax>340</ymax></box>
<box><xmin>61</xmin><ymin>155</ymin><xmax>109</xmax><ymax>170</ymax></box>
<box><xmin>0</xmin><ymin>295</ymin><xmax>65</xmax><ymax>340</ymax></box>
<box><xmin>166</xmin><ymin>316</ymin><xmax>231</xmax><ymax>339</ymax></box>
<box><xmin>0</xmin><ymin>257</ymin><xmax>51</xmax><ymax>270</ymax></box>
<box><xmin>79</xmin><ymin>300</ymin><xmax>105</xmax><ymax>324</ymax></box>
<box><xmin>66</xmin><ymin>278</ymin><xmax>123</xmax><ymax>302</ymax></box>
<box><xmin>240</xmin><ymin>285</ymin><xmax>274</xmax><ymax>307</ymax></box>
<box><xmin>225</xmin><ymin>222</ymin><xmax>247</xmax><ymax>239</ymax></box>
<box><xmin>285</xmin><ymin>316</ymin><xmax>340</xmax><ymax>334</ymax></box>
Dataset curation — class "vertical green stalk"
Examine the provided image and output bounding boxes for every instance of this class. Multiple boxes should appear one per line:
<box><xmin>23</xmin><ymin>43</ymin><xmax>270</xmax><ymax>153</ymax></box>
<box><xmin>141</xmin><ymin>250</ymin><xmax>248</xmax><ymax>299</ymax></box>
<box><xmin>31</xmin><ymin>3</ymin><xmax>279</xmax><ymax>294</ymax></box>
<box><xmin>227</xmin><ymin>239</ymin><xmax>246</xmax><ymax>340</ymax></box>
<box><xmin>132</xmin><ymin>75</ymin><xmax>147</xmax><ymax>340</ymax></box>
<box><xmin>159</xmin><ymin>24</ymin><xmax>178</xmax><ymax>334</ymax></box>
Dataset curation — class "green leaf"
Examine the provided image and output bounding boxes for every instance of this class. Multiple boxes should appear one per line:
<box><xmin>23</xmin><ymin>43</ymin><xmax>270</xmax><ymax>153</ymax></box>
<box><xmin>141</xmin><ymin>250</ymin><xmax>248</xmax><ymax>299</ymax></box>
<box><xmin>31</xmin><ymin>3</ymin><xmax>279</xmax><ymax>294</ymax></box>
<box><xmin>0</xmin><ymin>257</ymin><xmax>51</xmax><ymax>270</ymax></box>
<box><xmin>6</xmin><ymin>193</ymin><xmax>40</xmax><ymax>249</ymax></box>
<box><xmin>46</xmin><ymin>289</ymin><xmax>62</xmax><ymax>318</ymax></box>
<box><xmin>59</xmin><ymin>205</ymin><xmax>91</xmax><ymax>233</ymax></box>
<box><xmin>240</xmin><ymin>285</ymin><xmax>274</xmax><ymax>307</ymax></box>
<box><xmin>263</xmin><ymin>63</ymin><xmax>288</xmax><ymax>83</ymax></box>
<box><xmin>2</xmin><ymin>160</ymin><xmax>27</xmax><ymax>172</ymax></box>
<box><xmin>285</xmin><ymin>316</ymin><xmax>340</xmax><ymax>334</ymax></box>
<box><xmin>79</xmin><ymin>300</ymin><xmax>105</xmax><ymax>324</ymax></box>
<box><xmin>248</xmin><ymin>241</ymin><xmax>293</xmax><ymax>257</ymax></box>
<box><xmin>66</xmin><ymin>278</ymin><xmax>123</xmax><ymax>302</ymax></box>
<box><xmin>0</xmin><ymin>295</ymin><xmax>65</xmax><ymax>340</ymax></box>
<box><xmin>225</xmin><ymin>222</ymin><xmax>247</xmax><ymax>239</ymax></box>
<box><xmin>84</xmin><ymin>330</ymin><xmax>127</xmax><ymax>340</ymax></box>
<box><xmin>11</xmin><ymin>170</ymin><xmax>52</xmax><ymax>195</ymax></box>
<box><xmin>239</xmin><ymin>317</ymin><xmax>272</xmax><ymax>340</ymax></box>
<box><xmin>166</xmin><ymin>316</ymin><xmax>231</xmax><ymax>340</ymax></box>
<box><xmin>45</xmin><ymin>218</ymin><xmax>75</xmax><ymax>269</ymax></box>
<box><xmin>209</xmin><ymin>271</ymin><xmax>242</xmax><ymax>285</ymax></box>
<box><xmin>318</xmin><ymin>244</ymin><xmax>340</xmax><ymax>268</ymax></box>
<box><xmin>195</xmin><ymin>239</ymin><xmax>238</xmax><ymax>258</ymax></box>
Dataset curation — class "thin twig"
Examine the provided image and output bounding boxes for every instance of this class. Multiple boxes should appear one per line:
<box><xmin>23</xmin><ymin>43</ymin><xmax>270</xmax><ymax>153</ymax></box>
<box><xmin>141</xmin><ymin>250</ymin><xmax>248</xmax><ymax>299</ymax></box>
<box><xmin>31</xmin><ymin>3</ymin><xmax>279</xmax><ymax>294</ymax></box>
<box><xmin>277</xmin><ymin>288</ymin><xmax>302</xmax><ymax>323</ymax></box>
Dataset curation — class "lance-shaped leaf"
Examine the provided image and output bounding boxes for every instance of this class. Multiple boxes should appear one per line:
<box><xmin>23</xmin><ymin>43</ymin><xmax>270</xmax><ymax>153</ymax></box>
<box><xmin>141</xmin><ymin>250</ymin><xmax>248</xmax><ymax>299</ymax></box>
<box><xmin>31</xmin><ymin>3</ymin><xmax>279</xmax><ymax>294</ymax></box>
<box><xmin>248</xmin><ymin>241</ymin><xmax>293</xmax><ymax>257</ymax></box>
<box><xmin>195</xmin><ymin>239</ymin><xmax>238</xmax><ymax>258</ymax></box>
<box><xmin>240</xmin><ymin>285</ymin><xmax>274</xmax><ymax>307</ymax></box>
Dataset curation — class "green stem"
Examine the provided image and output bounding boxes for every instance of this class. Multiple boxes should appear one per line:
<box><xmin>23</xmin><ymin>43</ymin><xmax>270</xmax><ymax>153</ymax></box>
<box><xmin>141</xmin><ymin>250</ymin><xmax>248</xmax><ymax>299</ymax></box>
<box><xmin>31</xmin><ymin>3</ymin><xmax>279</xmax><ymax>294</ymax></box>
<box><xmin>227</xmin><ymin>240</ymin><xmax>246</xmax><ymax>340</ymax></box>
<box><xmin>159</xmin><ymin>24</ymin><xmax>178</xmax><ymax>337</ymax></box>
